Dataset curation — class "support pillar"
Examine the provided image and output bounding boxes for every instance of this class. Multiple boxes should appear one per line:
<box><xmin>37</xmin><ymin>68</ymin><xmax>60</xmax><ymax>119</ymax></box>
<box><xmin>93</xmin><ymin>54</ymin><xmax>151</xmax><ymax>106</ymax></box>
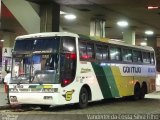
<box><xmin>0</xmin><ymin>0</ymin><xmax>1</xmax><ymax>28</ymax></box>
<box><xmin>1</xmin><ymin>32</ymin><xmax>15</xmax><ymax>79</ymax></box>
<box><xmin>40</xmin><ymin>2</ymin><xmax>60</xmax><ymax>32</ymax></box>
<box><xmin>90</xmin><ymin>18</ymin><xmax>106</xmax><ymax>38</ymax></box>
<box><xmin>2</xmin><ymin>0</ymin><xmax>40</xmax><ymax>33</ymax></box>
<box><xmin>123</xmin><ymin>28</ymin><xmax>135</xmax><ymax>45</ymax></box>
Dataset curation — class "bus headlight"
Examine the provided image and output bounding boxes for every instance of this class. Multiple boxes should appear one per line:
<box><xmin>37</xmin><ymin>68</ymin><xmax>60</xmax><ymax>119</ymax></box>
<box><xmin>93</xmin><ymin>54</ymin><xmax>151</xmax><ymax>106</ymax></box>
<box><xmin>10</xmin><ymin>96</ymin><xmax>18</xmax><ymax>102</ymax></box>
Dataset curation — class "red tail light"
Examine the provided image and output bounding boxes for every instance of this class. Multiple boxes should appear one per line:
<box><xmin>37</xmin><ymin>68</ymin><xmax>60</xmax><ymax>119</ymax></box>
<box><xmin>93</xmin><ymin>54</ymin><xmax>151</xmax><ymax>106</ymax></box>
<box><xmin>65</xmin><ymin>53</ymin><xmax>76</xmax><ymax>60</ymax></box>
<box><xmin>62</xmin><ymin>79</ymin><xmax>72</xmax><ymax>87</ymax></box>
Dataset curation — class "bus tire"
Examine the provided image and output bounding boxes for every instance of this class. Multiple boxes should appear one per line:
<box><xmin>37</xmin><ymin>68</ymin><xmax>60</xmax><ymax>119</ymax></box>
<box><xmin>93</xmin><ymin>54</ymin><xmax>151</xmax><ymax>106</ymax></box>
<box><xmin>40</xmin><ymin>105</ymin><xmax>50</xmax><ymax>110</ymax></box>
<box><xmin>78</xmin><ymin>87</ymin><xmax>89</xmax><ymax>109</ymax></box>
<box><xmin>133</xmin><ymin>83</ymin><xmax>141</xmax><ymax>100</ymax></box>
<box><xmin>140</xmin><ymin>83</ymin><xmax>147</xmax><ymax>99</ymax></box>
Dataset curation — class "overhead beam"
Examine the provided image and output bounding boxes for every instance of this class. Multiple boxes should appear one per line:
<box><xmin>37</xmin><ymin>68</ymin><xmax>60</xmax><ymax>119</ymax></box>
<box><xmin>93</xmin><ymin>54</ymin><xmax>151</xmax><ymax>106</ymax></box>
<box><xmin>2</xmin><ymin>0</ymin><xmax>40</xmax><ymax>34</ymax></box>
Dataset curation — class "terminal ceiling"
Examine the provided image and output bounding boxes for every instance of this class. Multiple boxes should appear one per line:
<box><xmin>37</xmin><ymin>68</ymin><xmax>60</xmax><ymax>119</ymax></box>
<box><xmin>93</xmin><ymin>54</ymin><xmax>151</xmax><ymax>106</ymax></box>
<box><xmin>1</xmin><ymin>0</ymin><xmax>160</xmax><ymax>40</ymax></box>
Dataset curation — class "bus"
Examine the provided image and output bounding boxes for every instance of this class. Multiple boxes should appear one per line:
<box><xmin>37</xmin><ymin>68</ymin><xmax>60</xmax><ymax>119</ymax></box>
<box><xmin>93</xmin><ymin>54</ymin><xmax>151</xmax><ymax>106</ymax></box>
<box><xmin>9</xmin><ymin>32</ymin><xmax>156</xmax><ymax>109</ymax></box>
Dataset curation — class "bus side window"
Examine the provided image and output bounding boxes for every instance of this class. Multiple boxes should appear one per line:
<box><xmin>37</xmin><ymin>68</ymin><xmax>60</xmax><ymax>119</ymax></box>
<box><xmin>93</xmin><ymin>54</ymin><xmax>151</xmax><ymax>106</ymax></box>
<box><xmin>62</xmin><ymin>37</ymin><xmax>76</xmax><ymax>52</ymax></box>
<box><xmin>150</xmin><ymin>53</ymin><xmax>155</xmax><ymax>64</ymax></box>
<box><xmin>133</xmin><ymin>50</ymin><xmax>142</xmax><ymax>63</ymax></box>
<box><xmin>79</xmin><ymin>42</ymin><xmax>87</xmax><ymax>59</ymax></box>
<box><xmin>61</xmin><ymin>37</ymin><xmax>77</xmax><ymax>87</ymax></box>
<box><xmin>79</xmin><ymin>42</ymin><xmax>95</xmax><ymax>60</ymax></box>
<box><xmin>102</xmin><ymin>45</ymin><xmax>109</xmax><ymax>60</ymax></box>
<box><xmin>122</xmin><ymin>48</ymin><xmax>132</xmax><ymax>62</ymax></box>
<box><xmin>110</xmin><ymin>47</ymin><xmax>121</xmax><ymax>61</ymax></box>
<box><xmin>142</xmin><ymin>52</ymin><xmax>151</xmax><ymax>64</ymax></box>
<box><xmin>95</xmin><ymin>45</ymin><xmax>103</xmax><ymax>60</ymax></box>
<box><xmin>87</xmin><ymin>43</ymin><xmax>95</xmax><ymax>59</ymax></box>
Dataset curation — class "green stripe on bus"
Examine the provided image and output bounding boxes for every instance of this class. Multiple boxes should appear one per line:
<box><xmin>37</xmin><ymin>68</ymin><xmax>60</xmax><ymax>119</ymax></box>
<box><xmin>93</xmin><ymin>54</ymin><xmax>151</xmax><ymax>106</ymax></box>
<box><xmin>92</xmin><ymin>63</ymin><xmax>112</xmax><ymax>98</ymax></box>
<box><xmin>29</xmin><ymin>85</ymin><xmax>37</xmax><ymax>88</ymax></box>
<box><xmin>103</xmin><ymin>66</ymin><xmax>120</xmax><ymax>97</ymax></box>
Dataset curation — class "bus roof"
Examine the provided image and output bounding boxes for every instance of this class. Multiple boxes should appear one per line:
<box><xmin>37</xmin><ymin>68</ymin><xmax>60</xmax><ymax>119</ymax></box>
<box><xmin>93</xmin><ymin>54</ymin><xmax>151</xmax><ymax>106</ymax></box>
<box><xmin>15</xmin><ymin>32</ymin><xmax>154</xmax><ymax>52</ymax></box>
<box><xmin>16</xmin><ymin>32</ymin><xmax>79</xmax><ymax>40</ymax></box>
<box><xmin>78</xmin><ymin>34</ymin><xmax>154</xmax><ymax>52</ymax></box>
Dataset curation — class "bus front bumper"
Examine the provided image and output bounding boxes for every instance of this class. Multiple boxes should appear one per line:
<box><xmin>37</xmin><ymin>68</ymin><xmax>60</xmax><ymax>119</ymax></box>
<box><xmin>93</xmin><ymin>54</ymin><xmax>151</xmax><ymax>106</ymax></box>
<box><xmin>9</xmin><ymin>92</ymin><xmax>63</xmax><ymax>106</ymax></box>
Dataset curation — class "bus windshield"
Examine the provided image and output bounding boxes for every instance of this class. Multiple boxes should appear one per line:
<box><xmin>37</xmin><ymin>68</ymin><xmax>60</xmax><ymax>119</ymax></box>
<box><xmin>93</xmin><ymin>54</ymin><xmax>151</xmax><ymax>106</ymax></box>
<box><xmin>11</xmin><ymin>36</ymin><xmax>77</xmax><ymax>85</ymax></box>
<box><xmin>14</xmin><ymin>37</ymin><xmax>60</xmax><ymax>52</ymax></box>
<box><xmin>11</xmin><ymin>37</ymin><xmax>60</xmax><ymax>84</ymax></box>
<box><xmin>11</xmin><ymin>53</ymin><xmax>60</xmax><ymax>84</ymax></box>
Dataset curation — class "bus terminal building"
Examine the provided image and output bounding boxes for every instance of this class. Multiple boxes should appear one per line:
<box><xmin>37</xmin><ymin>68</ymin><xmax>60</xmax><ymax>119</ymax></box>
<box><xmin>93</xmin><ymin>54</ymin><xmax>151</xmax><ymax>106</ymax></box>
<box><xmin>0</xmin><ymin>0</ymin><xmax>160</xmax><ymax>108</ymax></box>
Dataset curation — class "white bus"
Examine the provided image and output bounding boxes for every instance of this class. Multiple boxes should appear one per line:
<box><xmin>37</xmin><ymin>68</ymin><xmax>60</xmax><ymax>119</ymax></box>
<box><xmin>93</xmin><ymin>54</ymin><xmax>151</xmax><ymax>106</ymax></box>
<box><xmin>9</xmin><ymin>32</ymin><xmax>156</xmax><ymax>109</ymax></box>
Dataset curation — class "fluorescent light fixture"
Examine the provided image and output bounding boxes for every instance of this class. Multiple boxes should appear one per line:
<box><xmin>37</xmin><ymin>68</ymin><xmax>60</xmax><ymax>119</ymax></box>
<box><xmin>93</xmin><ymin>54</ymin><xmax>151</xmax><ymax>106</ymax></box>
<box><xmin>145</xmin><ymin>30</ymin><xmax>154</xmax><ymax>35</ymax></box>
<box><xmin>148</xmin><ymin>6</ymin><xmax>159</xmax><ymax>10</ymax></box>
<box><xmin>117</xmin><ymin>21</ymin><xmax>128</xmax><ymax>27</ymax></box>
<box><xmin>140</xmin><ymin>42</ymin><xmax>147</xmax><ymax>46</ymax></box>
<box><xmin>64</xmin><ymin>14</ymin><xmax>76</xmax><ymax>20</ymax></box>
<box><xmin>0</xmin><ymin>39</ymin><xmax>4</xmax><ymax>42</ymax></box>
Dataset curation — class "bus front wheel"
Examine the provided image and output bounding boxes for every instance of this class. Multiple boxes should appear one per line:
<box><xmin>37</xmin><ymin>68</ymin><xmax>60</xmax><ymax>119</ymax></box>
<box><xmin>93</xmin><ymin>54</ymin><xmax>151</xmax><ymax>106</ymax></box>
<box><xmin>78</xmin><ymin>87</ymin><xmax>89</xmax><ymax>108</ymax></box>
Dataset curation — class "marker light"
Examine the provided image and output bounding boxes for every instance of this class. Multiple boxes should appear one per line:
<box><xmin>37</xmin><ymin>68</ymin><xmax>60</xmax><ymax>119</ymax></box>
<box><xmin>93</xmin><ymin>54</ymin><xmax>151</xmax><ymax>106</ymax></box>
<box><xmin>117</xmin><ymin>21</ymin><xmax>128</xmax><ymax>27</ymax></box>
<box><xmin>145</xmin><ymin>30</ymin><xmax>154</xmax><ymax>35</ymax></box>
<box><xmin>64</xmin><ymin>14</ymin><xmax>76</xmax><ymax>20</ymax></box>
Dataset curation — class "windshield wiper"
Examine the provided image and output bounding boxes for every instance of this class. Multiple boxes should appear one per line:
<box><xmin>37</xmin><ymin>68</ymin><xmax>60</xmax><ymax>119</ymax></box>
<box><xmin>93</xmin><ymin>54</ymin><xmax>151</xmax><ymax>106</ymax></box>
<box><xmin>16</xmin><ymin>74</ymin><xmax>30</xmax><ymax>85</ymax></box>
<box><xmin>31</xmin><ymin>76</ymin><xmax>43</xmax><ymax>85</ymax></box>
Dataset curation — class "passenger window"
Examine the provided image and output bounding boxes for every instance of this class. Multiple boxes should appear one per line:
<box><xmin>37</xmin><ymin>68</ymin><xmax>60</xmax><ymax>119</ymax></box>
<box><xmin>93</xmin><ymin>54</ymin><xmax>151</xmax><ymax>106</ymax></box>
<box><xmin>142</xmin><ymin>52</ymin><xmax>151</xmax><ymax>64</ymax></box>
<box><xmin>122</xmin><ymin>49</ymin><xmax>132</xmax><ymax>62</ymax></box>
<box><xmin>96</xmin><ymin>45</ymin><xmax>103</xmax><ymax>60</ymax></box>
<box><xmin>133</xmin><ymin>50</ymin><xmax>142</xmax><ymax>63</ymax></box>
<box><xmin>79</xmin><ymin>42</ymin><xmax>95</xmax><ymax>60</ymax></box>
<box><xmin>62</xmin><ymin>37</ymin><xmax>76</xmax><ymax>52</ymax></box>
<box><xmin>87</xmin><ymin>43</ymin><xmax>94</xmax><ymax>59</ymax></box>
<box><xmin>95</xmin><ymin>45</ymin><xmax>109</xmax><ymax>61</ymax></box>
<box><xmin>79</xmin><ymin>42</ymin><xmax>87</xmax><ymax>59</ymax></box>
<box><xmin>102</xmin><ymin>46</ymin><xmax>109</xmax><ymax>60</ymax></box>
<box><xmin>150</xmin><ymin>53</ymin><xmax>155</xmax><ymax>64</ymax></box>
<box><xmin>110</xmin><ymin>47</ymin><xmax>121</xmax><ymax>61</ymax></box>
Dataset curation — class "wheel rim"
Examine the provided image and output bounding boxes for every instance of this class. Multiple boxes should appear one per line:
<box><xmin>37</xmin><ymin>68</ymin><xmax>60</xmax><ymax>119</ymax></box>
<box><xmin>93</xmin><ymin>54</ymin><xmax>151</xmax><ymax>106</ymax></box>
<box><xmin>80</xmin><ymin>92</ymin><xmax>87</xmax><ymax>104</ymax></box>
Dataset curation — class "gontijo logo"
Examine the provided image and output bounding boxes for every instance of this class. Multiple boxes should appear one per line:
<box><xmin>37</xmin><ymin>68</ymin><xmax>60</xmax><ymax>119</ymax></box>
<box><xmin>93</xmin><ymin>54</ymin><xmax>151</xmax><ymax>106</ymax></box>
<box><xmin>123</xmin><ymin>66</ymin><xmax>141</xmax><ymax>73</ymax></box>
<box><xmin>119</xmin><ymin>64</ymin><xmax>156</xmax><ymax>76</ymax></box>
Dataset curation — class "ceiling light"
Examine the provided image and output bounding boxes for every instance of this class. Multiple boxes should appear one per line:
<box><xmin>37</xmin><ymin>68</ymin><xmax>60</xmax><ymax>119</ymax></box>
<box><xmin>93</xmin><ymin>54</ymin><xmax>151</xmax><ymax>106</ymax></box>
<box><xmin>0</xmin><ymin>40</ymin><xmax>4</xmax><ymax>42</ymax></box>
<box><xmin>145</xmin><ymin>30</ymin><xmax>154</xmax><ymax>35</ymax></box>
<box><xmin>64</xmin><ymin>14</ymin><xmax>76</xmax><ymax>20</ymax></box>
<box><xmin>148</xmin><ymin>6</ymin><xmax>159</xmax><ymax>10</ymax></box>
<box><xmin>117</xmin><ymin>21</ymin><xmax>128</xmax><ymax>27</ymax></box>
<box><xmin>140</xmin><ymin>42</ymin><xmax>147</xmax><ymax>46</ymax></box>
